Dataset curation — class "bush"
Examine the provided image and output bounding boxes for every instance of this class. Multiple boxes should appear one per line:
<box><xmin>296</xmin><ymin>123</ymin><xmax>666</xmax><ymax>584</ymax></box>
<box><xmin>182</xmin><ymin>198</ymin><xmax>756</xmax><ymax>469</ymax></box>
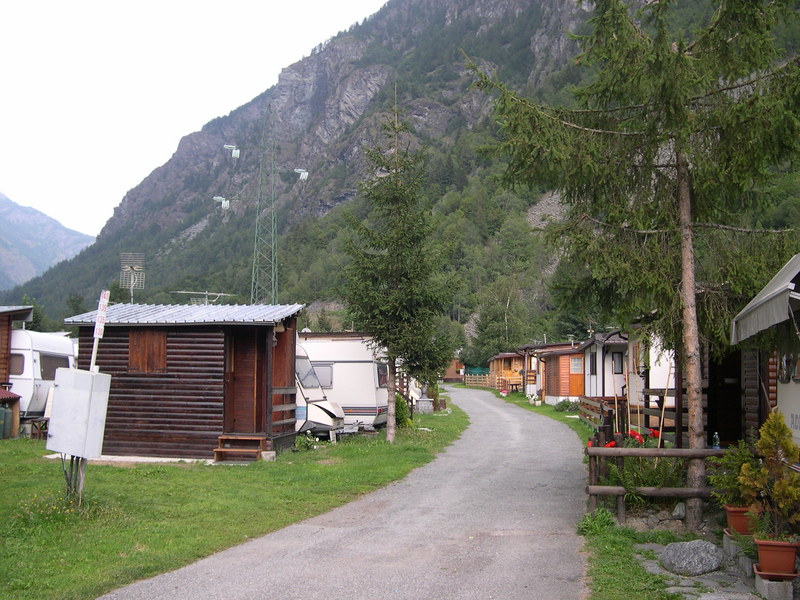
<box><xmin>577</xmin><ymin>508</ymin><xmax>617</xmax><ymax>536</ymax></box>
<box><xmin>553</xmin><ymin>399</ymin><xmax>579</xmax><ymax>412</ymax></box>
<box><xmin>396</xmin><ymin>394</ymin><xmax>413</xmax><ymax>428</ymax></box>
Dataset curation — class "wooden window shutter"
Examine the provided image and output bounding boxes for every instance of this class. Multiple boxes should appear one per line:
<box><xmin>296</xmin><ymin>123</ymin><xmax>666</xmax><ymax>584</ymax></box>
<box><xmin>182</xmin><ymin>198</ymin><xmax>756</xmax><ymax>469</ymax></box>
<box><xmin>129</xmin><ymin>330</ymin><xmax>167</xmax><ymax>373</ymax></box>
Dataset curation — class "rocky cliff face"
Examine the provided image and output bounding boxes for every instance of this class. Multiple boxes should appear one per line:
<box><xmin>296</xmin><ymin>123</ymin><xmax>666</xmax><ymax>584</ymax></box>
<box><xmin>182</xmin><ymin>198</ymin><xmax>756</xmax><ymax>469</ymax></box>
<box><xmin>4</xmin><ymin>0</ymin><xmax>590</xmax><ymax>311</ymax></box>
<box><xmin>98</xmin><ymin>0</ymin><xmax>587</xmax><ymax>242</ymax></box>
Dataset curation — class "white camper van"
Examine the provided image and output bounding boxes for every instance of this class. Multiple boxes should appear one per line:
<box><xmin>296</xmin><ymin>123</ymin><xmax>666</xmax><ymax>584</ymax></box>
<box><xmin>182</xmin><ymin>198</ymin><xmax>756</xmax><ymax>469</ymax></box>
<box><xmin>9</xmin><ymin>330</ymin><xmax>76</xmax><ymax>418</ymax></box>
<box><xmin>297</xmin><ymin>332</ymin><xmax>389</xmax><ymax>429</ymax></box>
<box><xmin>295</xmin><ymin>343</ymin><xmax>345</xmax><ymax>436</ymax></box>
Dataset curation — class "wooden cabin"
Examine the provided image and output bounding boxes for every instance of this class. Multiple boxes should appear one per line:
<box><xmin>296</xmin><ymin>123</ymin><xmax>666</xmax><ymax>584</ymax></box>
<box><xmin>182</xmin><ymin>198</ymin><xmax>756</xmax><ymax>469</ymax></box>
<box><xmin>487</xmin><ymin>352</ymin><xmax>525</xmax><ymax>391</ymax></box>
<box><xmin>537</xmin><ymin>343</ymin><xmax>585</xmax><ymax>404</ymax></box>
<box><xmin>731</xmin><ymin>252</ymin><xmax>800</xmax><ymax>448</ymax></box>
<box><xmin>0</xmin><ymin>306</ymin><xmax>33</xmax><ymax>437</ymax></box>
<box><xmin>442</xmin><ymin>358</ymin><xmax>464</xmax><ymax>383</ymax></box>
<box><xmin>65</xmin><ymin>303</ymin><xmax>303</xmax><ymax>461</ymax></box>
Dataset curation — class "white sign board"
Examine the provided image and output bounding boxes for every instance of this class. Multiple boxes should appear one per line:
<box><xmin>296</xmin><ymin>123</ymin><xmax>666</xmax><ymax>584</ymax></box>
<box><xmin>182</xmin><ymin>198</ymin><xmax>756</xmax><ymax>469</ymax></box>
<box><xmin>46</xmin><ymin>368</ymin><xmax>111</xmax><ymax>458</ymax></box>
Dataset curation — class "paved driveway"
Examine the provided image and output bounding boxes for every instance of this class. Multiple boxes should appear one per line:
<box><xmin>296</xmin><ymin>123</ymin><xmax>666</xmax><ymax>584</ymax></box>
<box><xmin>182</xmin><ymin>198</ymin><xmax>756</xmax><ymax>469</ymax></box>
<box><xmin>99</xmin><ymin>386</ymin><xmax>588</xmax><ymax>600</ymax></box>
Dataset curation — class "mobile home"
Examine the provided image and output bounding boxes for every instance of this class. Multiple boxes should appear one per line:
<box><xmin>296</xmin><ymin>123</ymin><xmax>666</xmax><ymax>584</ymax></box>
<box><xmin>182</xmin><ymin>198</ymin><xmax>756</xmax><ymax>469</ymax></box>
<box><xmin>295</xmin><ymin>343</ymin><xmax>345</xmax><ymax>436</ymax></box>
<box><xmin>297</xmin><ymin>331</ymin><xmax>388</xmax><ymax>429</ymax></box>
<box><xmin>9</xmin><ymin>329</ymin><xmax>76</xmax><ymax>418</ymax></box>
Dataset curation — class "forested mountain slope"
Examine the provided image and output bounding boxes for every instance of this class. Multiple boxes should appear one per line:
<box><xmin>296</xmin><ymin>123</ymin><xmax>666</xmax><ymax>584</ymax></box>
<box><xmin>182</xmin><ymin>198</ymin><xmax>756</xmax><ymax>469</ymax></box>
<box><xmin>4</xmin><ymin>0</ymin><xmax>799</xmax><ymax>365</ymax></box>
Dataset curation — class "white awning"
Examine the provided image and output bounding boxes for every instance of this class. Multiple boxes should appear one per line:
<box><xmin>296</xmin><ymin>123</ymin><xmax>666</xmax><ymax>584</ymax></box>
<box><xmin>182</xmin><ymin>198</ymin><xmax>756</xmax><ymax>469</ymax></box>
<box><xmin>731</xmin><ymin>253</ymin><xmax>800</xmax><ymax>345</ymax></box>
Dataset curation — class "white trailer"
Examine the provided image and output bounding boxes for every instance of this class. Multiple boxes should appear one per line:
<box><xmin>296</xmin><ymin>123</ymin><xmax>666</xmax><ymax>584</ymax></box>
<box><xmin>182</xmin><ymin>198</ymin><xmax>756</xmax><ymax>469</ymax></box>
<box><xmin>295</xmin><ymin>343</ymin><xmax>345</xmax><ymax>436</ymax></box>
<box><xmin>297</xmin><ymin>332</ymin><xmax>388</xmax><ymax>429</ymax></box>
<box><xmin>9</xmin><ymin>330</ymin><xmax>76</xmax><ymax>418</ymax></box>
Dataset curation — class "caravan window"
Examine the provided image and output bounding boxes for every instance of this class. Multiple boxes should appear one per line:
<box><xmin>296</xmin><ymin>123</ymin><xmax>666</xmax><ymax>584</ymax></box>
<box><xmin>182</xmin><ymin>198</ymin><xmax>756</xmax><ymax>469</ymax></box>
<box><xmin>312</xmin><ymin>363</ymin><xmax>333</xmax><ymax>388</ymax></box>
<box><xmin>10</xmin><ymin>353</ymin><xmax>24</xmax><ymax>376</ymax></box>
<box><xmin>296</xmin><ymin>356</ymin><xmax>321</xmax><ymax>389</ymax></box>
<box><xmin>40</xmin><ymin>354</ymin><xmax>70</xmax><ymax>380</ymax></box>
<box><xmin>377</xmin><ymin>363</ymin><xmax>388</xmax><ymax>388</ymax></box>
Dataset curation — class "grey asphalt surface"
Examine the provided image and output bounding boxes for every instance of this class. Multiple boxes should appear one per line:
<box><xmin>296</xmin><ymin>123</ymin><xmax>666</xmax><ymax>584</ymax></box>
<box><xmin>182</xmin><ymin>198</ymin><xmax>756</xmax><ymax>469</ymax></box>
<box><xmin>99</xmin><ymin>386</ymin><xmax>588</xmax><ymax>600</ymax></box>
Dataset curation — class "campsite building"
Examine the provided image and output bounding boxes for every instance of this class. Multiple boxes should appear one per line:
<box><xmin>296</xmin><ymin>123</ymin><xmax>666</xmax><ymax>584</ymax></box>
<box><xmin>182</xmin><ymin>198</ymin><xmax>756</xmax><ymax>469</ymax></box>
<box><xmin>65</xmin><ymin>303</ymin><xmax>303</xmax><ymax>460</ymax></box>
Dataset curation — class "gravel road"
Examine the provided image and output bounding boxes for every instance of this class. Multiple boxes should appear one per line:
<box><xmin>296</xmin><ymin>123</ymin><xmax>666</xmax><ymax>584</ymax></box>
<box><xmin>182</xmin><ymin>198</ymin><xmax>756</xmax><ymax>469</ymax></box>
<box><xmin>99</xmin><ymin>386</ymin><xmax>588</xmax><ymax>600</ymax></box>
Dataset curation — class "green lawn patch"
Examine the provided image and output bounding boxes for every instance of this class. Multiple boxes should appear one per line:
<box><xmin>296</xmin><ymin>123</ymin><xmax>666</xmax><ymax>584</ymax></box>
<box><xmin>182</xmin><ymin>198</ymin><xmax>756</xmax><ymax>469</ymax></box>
<box><xmin>0</xmin><ymin>405</ymin><xmax>468</xmax><ymax>600</ymax></box>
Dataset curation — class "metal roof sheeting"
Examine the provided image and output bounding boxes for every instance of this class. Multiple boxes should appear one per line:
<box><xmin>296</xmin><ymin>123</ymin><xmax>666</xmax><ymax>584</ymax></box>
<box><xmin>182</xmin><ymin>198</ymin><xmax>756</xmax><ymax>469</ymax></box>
<box><xmin>64</xmin><ymin>303</ymin><xmax>304</xmax><ymax>327</ymax></box>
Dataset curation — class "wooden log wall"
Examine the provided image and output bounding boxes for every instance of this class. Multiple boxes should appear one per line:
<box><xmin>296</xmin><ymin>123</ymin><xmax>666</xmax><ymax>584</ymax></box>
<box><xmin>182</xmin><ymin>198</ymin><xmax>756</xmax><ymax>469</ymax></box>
<box><xmin>78</xmin><ymin>327</ymin><xmax>225</xmax><ymax>458</ymax></box>
<box><xmin>0</xmin><ymin>315</ymin><xmax>10</xmax><ymax>384</ymax></box>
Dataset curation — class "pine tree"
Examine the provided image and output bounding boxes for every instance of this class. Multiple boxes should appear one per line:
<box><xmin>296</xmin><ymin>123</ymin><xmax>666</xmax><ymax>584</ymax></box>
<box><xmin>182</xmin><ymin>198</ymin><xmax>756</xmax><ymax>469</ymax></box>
<box><xmin>341</xmin><ymin>114</ymin><xmax>453</xmax><ymax>443</ymax></box>
<box><xmin>476</xmin><ymin>0</ymin><xmax>800</xmax><ymax>528</ymax></box>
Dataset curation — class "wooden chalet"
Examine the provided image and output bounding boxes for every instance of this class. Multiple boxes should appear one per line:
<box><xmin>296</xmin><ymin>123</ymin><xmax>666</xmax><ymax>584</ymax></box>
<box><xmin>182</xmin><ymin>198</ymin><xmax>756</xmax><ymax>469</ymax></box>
<box><xmin>0</xmin><ymin>306</ymin><xmax>33</xmax><ymax>437</ymax></box>
<box><xmin>731</xmin><ymin>252</ymin><xmax>800</xmax><ymax>448</ymax></box>
<box><xmin>442</xmin><ymin>358</ymin><xmax>464</xmax><ymax>383</ymax></box>
<box><xmin>534</xmin><ymin>342</ymin><xmax>585</xmax><ymax>404</ymax></box>
<box><xmin>64</xmin><ymin>303</ymin><xmax>303</xmax><ymax>461</ymax></box>
<box><xmin>487</xmin><ymin>352</ymin><xmax>525</xmax><ymax>392</ymax></box>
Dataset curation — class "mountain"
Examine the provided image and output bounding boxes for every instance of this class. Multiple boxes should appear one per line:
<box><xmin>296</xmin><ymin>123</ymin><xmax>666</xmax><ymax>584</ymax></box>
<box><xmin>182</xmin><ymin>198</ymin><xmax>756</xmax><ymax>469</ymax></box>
<box><xmin>1</xmin><ymin>0</ymin><xmax>589</xmax><ymax>318</ymax></box>
<box><xmin>0</xmin><ymin>193</ymin><xmax>94</xmax><ymax>291</ymax></box>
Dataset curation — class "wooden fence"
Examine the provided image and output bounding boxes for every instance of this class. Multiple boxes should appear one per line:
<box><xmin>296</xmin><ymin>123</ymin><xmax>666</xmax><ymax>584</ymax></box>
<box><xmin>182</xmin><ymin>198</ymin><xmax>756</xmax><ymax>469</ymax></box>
<box><xmin>586</xmin><ymin>445</ymin><xmax>725</xmax><ymax>521</ymax></box>
<box><xmin>579</xmin><ymin>391</ymin><xmax>689</xmax><ymax>446</ymax></box>
<box><xmin>464</xmin><ymin>371</ymin><xmax>535</xmax><ymax>392</ymax></box>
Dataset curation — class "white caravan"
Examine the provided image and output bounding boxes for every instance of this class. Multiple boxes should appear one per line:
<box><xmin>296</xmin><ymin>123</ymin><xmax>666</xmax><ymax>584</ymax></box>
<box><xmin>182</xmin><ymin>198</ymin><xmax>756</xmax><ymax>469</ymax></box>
<box><xmin>295</xmin><ymin>343</ymin><xmax>345</xmax><ymax>436</ymax></box>
<box><xmin>9</xmin><ymin>330</ymin><xmax>76</xmax><ymax>418</ymax></box>
<box><xmin>297</xmin><ymin>332</ymin><xmax>389</xmax><ymax>429</ymax></box>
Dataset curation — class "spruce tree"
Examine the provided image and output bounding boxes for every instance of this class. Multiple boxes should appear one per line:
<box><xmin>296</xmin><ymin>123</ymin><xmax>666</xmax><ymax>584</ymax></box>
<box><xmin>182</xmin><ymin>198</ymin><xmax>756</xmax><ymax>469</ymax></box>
<box><xmin>477</xmin><ymin>0</ymin><xmax>800</xmax><ymax>527</ymax></box>
<box><xmin>341</xmin><ymin>114</ymin><xmax>452</xmax><ymax>443</ymax></box>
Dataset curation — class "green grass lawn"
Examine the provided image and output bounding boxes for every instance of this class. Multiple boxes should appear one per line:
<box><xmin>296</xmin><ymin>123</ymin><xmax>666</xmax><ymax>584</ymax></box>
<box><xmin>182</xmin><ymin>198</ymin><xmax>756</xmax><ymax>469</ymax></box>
<box><xmin>0</xmin><ymin>406</ymin><xmax>468</xmax><ymax>600</ymax></box>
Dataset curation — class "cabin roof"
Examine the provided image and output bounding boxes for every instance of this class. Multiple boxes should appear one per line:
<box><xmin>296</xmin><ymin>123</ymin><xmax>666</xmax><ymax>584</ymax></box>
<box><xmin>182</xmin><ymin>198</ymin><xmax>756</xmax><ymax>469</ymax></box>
<box><xmin>64</xmin><ymin>303</ymin><xmax>304</xmax><ymax>327</ymax></box>
<box><xmin>0</xmin><ymin>306</ymin><xmax>33</xmax><ymax>321</ymax></box>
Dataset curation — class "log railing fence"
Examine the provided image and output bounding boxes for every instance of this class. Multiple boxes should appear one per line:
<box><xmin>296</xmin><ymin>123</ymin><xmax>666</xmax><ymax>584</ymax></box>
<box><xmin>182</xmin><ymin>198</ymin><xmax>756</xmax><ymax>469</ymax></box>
<box><xmin>586</xmin><ymin>444</ymin><xmax>726</xmax><ymax>522</ymax></box>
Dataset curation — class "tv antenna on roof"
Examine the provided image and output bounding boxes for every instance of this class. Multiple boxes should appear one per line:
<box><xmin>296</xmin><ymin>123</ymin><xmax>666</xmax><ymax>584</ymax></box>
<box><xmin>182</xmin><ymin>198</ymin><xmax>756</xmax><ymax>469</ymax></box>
<box><xmin>120</xmin><ymin>253</ymin><xmax>145</xmax><ymax>303</ymax></box>
<box><xmin>171</xmin><ymin>290</ymin><xmax>236</xmax><ymax>305</ymax></box>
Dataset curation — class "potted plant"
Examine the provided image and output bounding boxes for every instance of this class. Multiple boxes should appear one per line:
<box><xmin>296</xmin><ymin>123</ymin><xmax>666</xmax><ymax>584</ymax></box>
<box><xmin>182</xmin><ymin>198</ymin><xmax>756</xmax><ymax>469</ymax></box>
<box><xmin>739</xmin><ymin>411</ymin><xmax>800</xmax><ymax>577</ymax></box>
<box><xmin>707</xmin><ymin>439</ymin><xmax>758</xmax><ymax>535</ymax></box>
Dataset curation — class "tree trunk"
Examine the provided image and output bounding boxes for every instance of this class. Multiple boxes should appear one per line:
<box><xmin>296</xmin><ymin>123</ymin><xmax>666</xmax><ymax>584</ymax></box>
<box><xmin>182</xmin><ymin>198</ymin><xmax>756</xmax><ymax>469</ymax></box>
<box><xmin>386</xmin><ymin>358</ymin><xmax>397</xmax><ymax>444</ymax></box>
<box><xmin>677</xmin><ymin>149</ymin><xmax>705</xmax><ymax>530</ymax></box>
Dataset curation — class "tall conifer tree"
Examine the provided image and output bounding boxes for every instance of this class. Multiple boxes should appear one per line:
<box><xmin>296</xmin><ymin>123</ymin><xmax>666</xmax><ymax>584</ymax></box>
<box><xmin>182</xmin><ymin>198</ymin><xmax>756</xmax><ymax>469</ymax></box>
<box><xmin>342</xmin><ymin>114</ymin><xmax>452</xmax><ymax>443</ymax></box>
<box><xmin>477</xmin><ymin>0</ymin><xmax>800</xmax><ymax>527</ymax></box>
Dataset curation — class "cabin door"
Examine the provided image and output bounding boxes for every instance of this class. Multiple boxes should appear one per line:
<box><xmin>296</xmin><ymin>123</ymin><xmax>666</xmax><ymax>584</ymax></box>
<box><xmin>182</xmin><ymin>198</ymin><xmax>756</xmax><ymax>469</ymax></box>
<box><xmin>224</xmin><ymin>328</ymin><xmax>266</xmax><ymax>434</ymax></box>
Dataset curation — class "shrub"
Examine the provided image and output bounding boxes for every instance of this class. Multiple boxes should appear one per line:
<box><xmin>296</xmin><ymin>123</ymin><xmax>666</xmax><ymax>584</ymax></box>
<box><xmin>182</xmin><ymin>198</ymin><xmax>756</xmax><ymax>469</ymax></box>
<box><xmin>577</xmin><ymin>508</ymin><xmax>617</xmax><ymax>536</ymax></box>
<box><xmin>554</xmin><ymin>399</ymin><xmax>579</xmax><ymax>412</ymax></box>
<box><xmin>396</xmin><ymin>394</ymin><xmax>413</xmax><ymax>428</ymax></box>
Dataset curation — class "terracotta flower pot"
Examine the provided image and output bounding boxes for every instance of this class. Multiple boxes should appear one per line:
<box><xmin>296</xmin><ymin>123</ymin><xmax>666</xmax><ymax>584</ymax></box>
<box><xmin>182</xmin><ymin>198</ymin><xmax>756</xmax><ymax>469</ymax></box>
<box><xmin>724</xmin><ymin>505</ymin><xmax>752</xmax><ymax>536</ymax></box>
<box><xmin>754</xmin><ymin>538</ymin><xmax>799</xmax><ymax>575</ymax></box>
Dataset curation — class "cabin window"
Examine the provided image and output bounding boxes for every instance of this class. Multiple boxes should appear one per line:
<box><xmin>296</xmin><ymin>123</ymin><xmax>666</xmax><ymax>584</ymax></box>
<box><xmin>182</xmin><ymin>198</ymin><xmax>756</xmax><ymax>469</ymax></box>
<box><xmin>589</xmin><ymin>352</ymin><xmax>597</xmax><ymax>376</ymax></box>
<box><xmin>312</xmin><ymin>363</ymin><xmax>333</xmax><ymax>388</ymax></box>
<box><xmin>40</xmin><ymin>354</ymin><xmax>70</xmax><ymax>380</ymax></box>
<box><xmin>570</xmin><ymin>356</ymin><xmax>583</xmax><ymax>374</ymax></box>
<box><xmin>129</xmin><ymin>330</ymin><xmax>167</xmax><ymax>373</ymax></box>
<box><xmin>612</xmin><ymin>352</ymin><xmax>624</xmax><ymax>374</ymax></box>
<box><xmin>377</xmin><ymin>363</ymin><xmax>388</xmax><ymax>388</ymax></box>
<box><xmin>9</xmin><ymin>353</ymin><xmax>24</xmax><ymax>376</ymax></box>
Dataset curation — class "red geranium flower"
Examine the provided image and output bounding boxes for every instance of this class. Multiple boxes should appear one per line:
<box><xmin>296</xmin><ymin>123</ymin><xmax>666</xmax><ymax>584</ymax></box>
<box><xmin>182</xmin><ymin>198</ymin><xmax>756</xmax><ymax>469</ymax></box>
<box><xmin>604</xmin><ymin>440</ymin><xmax>616</xmax><ymax>448</ymax></box>
<box><xmin>649</xmin><ymin>428</ymin><xmax>660</xmax><ymax>438</ymax></box>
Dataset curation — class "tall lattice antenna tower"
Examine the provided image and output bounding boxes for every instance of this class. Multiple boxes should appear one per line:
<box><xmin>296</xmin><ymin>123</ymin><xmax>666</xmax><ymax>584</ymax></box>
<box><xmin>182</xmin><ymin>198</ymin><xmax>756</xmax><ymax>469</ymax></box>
<box><xmin>219</xmin><ymin>105</ymin><xmax>307</xmax><ymax>305</ymax></box>
<box><xmin>250</xmin><ymin>109</ymin><xmax>277</xmax><ymax>305</ymax></box>
<box><xmin>119</xmin><ymin>253</ymin><xmax>145</xmax><ymax>303</ymax></box>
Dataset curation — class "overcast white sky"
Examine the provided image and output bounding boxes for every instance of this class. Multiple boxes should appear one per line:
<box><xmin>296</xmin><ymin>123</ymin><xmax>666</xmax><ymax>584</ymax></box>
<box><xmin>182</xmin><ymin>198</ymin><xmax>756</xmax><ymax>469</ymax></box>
<box><xmin>1</xmin><ymin>0</ymin><xmax>387</xmax><ymax>237</ymax></box>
